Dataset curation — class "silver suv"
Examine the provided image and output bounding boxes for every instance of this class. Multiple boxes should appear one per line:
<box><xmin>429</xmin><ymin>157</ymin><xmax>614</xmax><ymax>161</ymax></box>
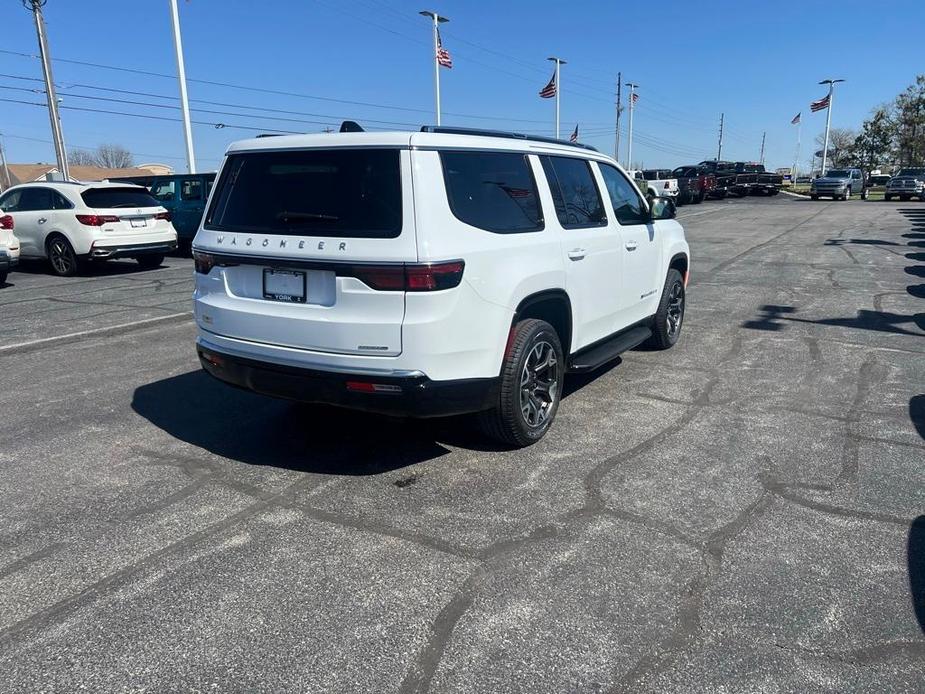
<box><xmin>810</xmin><ymin>168</ymin><xmax>868</xmax><ymax>200</ymax></box>
<box><xmin>884</xmin><ymin>167</ymin><xmax>925</xmax><ymax>202</ymax></box>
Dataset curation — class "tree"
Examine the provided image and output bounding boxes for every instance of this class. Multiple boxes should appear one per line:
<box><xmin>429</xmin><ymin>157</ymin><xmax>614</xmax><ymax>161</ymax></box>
<box><xmin>815</xmin><ymin>128</ymin><xmax>856</xmax><ymax>168</ymax></box>
<box><xmin>848</xmin><ymin>108</ymin><xmax>894</xmax><ymax>171</ymax></box>
<box><xmin>94</xmin><ymin>143</ymin><xmax>134</xmax><ymax>169</ymax></box>
<box><xmin>66</xmin><ymin>143</ymin><xmax>135</xmax><ymax>169</ymax></box>
<box><xmin>894</xmin><ymin>75</ymin><xmax>925</xmax><ymax>166</ymax></box>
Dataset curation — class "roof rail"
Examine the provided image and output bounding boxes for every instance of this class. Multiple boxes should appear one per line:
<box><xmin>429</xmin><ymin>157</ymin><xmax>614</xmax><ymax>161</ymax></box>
<box><xmin>420</xmin><ymin>125</ymin><xmax>599</xmax><ymax>152</ymax></box>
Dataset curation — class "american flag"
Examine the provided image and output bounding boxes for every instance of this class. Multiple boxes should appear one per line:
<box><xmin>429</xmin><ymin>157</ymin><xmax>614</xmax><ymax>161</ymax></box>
<box><xmin>436</xmin><ymin>29</ymin><xmax>452</xmax><ymax>68</ymax></box>
<box><xmin>539</xmin><ymin>70</ymin><xmax>556</xmax><ymax>99</ymax></box>
<box><xmin>810</xmin><ymin>94</ymin><xmax>830</xmax><ymax>113</ymax></box>
<box><xmin>569</xmin><ymin>124</ymin><xmax>579</xmax><ymax>143</ymax></box>
<box><xmin>791</xmin><ymin>112</ymin><xmax>801</xmax><ymax>125</ymax></box>
<box><xmin>631</xmin><ymin>92</ymin><xmax>639</xmax><ymax>104</ymax></box>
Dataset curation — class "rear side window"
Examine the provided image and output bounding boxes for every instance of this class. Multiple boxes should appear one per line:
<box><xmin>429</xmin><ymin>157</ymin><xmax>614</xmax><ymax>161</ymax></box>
<box><xmin>151</xmin><ymin>180</ymin><xmax>176</xmax><ymax>202</ymax></box>
<box><xmin>81</xmin><ymin>187</ymin><xmax>160</xmax><ymax>209</ymax></box>
<box><xmin>540</xmin><ymin>156</ymin><xmax>606</xmax><ymax>228</ymax></box>
<box><xmin>181</xmin><ymin>179</ymin><xmax>203</xmax><ymax>201</ymax></box>
<box><xmin>440</xmin><ymin>151</ymin><xmax>543</xmax><ymax>234</ymax></box>
<box><xmin>205</xmin><ymin>149</ymin><xmax>402</xmax><ymax>238</ymax></box>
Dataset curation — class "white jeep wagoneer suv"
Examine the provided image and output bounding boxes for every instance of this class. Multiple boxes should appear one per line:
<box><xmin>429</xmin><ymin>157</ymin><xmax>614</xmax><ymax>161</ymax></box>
<box><xmin>192</xmin><ymin>126</ymin><xmax>690</xmax><ymax>446</ymax></box>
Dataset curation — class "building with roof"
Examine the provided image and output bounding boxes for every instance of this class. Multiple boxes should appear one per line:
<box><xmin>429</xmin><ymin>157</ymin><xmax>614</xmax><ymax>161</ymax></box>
<box><xmin>0</xmin><ymin>163</ymin><xmax>174</xmax><ymax>191</ymax></box>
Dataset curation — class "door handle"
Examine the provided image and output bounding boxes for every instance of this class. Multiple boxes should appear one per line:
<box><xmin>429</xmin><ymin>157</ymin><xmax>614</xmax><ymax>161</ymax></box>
<box><xmin>625</xmin><ymin>241</ymin><xmax>638</xmax><ymax>251</ymax></box>
<box><xmin>38</xmin><ymin>217</ymin><xmax>47</xmax><ymax>224</ymax></box>
<box><xmin>567</xmin><ymin>248</ymin><xmax>586</xmax><ymax>261</ymax></box>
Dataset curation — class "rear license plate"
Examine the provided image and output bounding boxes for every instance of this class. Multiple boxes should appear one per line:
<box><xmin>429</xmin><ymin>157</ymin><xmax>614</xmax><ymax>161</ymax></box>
<box><xmin>263</xmin><ymin>269</ymin><xmax>307</xmax><ymax>303</ymax></box>
<box><xmin>130</xmin><ymin>218</ymin><xmax>147</xmax><ymax>228</ymax></box>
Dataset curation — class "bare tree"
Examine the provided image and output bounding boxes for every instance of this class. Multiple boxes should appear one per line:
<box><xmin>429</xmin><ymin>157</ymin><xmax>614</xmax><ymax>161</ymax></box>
<box><xmin>815</xmin><ymin>128</ymin><xmax>856</xmax><ymax>168</ymax></box>
<box><xmin>94</xmin><ymin>143</ymin><xmax>135</xmax><ymax>169</ymax></box>
<box><xmin>67</xmin><ymin>144</ymin><xmax>135</xmax><ymax>169</ymax></box>
<box><xmin>68</xmin><ymin>148</ymin><xmax>97</xmax><ymax>166</ymax></box>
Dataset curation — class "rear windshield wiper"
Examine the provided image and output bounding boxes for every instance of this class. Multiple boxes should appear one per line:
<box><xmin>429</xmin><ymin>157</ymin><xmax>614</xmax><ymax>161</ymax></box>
<box><xmin>277</xmin><ymin>211</ymin><xmax>339</xmax><ymax>223</ymax></box>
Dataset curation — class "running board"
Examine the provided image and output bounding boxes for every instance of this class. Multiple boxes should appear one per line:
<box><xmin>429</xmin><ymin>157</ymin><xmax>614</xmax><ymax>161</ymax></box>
<box><xmin>567</xmin><ymin>326</ymin><xmax>652</xmax><ymax>373</ymax></box>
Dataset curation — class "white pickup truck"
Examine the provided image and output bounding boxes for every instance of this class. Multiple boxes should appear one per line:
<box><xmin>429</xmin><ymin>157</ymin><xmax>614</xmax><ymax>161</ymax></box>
<box><xmin>629</xmin><ymin>169</ymin><xmax>680</xmax><ymax>202</ymax></box>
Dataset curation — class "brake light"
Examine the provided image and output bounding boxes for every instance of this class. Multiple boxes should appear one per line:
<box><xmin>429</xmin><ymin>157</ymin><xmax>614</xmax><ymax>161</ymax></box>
<box><xmin>0</xmin><ymin>215</ymin><xmax>12</xmax><ymax>230</ymax></box>
<box><xmin>76</xmin><ymin>214</ymin><xmax>120</xmax><ymax>226</ymax></box>
<box><xmin>193</xmin><ymin>251</ymin><xmax>215</xmax><ymax>274</ymax></box>
<box><xmin>345</xmin><ymin>381</ymin><xmax>402</xmax><ymax>394</ymax></box>
<box><xmin>155</xmin><ymin>211</ymin><xmax>171</xmax><ymax>222</ymax></box>
<box><xmin>349</xmin><ymin>261</ymin><xmax>464</xmax><ymax>292</ymax></box>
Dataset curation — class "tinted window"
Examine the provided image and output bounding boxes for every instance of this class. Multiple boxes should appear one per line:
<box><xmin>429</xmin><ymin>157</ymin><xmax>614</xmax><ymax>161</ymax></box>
<box><xmin>18</xmin><ymin>187</ymin><xmax>54</xmax><ymax>211</ymax></box>
<box><xmin>181</xmin><ymin>179</ymin><xmax>203</xmax><ymax>201</ymax></box>
<box><xmin>897</xmin><ymin>168</ymin><xmax>925</xmax><ymax>177</ymax></box>
<box><xmin>81</xmin><ymin>187</ymin><xmax>160</xmax><ymax>209</ymax></box>
<box><xmin>52</xmin><ymin>191</ymin><xmax>72</xmax><ymax>209</ymax></box>
<box><xmin>151</xmin><ymin>180</ymin><xmax>176</xmax><ymax>202</ymax></box>
<box><xmin>0</xmin><ymin>190</ymin><xmax>22</xmax><ymax>212</ymax></box>
<box><xmin>541</xmin><ymin>156</ymin><xmax>606</xmax><ymax>228</ymax></box>
<box><xmin>206</xmin><ymin>149</ymin><xmax>402</xmax><ymax>238</ymax></box>
<box><xmin>598</xmin><ymin>164</ymin><xmax>647</xmax><ymax>225</ymax></box>
<box><xmin>440</xmin><ymin>151</ymin><xmax>542</xmax><ymax>234</ymax></box>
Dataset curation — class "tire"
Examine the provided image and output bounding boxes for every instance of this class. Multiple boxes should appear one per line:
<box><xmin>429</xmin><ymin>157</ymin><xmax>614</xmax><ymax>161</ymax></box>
<box><xmin>694</xmin><ymin>191</ymin><xmax>704</xmax><ymax>204</ymax></box>
<box><xmin>647</xmin><ymin>269</ymin><xmax>686</xmax><ymax>350</ymax></box>
<box><xmin>900</xmin><ymin>195</ymin><xmax>911</xmax><ymax>201</ymax></box>
<box><xmin>46</xmin><ymin>235</ymin><xmax>80</xmax><ymax>277</ymax></box>
<box><xmin>811</xmin><ymin>194</ymin><xmax>819</xmax><ymax>200</ymax></box>
<box><xmin>885</xmin><ymin>194</ymin><xmax>893</xmax><ymax>201</ymax></box>
<box><xmin>842</xmin><ymin>190</ymin><xmax>850</xmax><ymax>201</ymax></box>
<box><xmin>136</xmin><ymin>254</ymin><xmax>165</xmax><ymax>269</ymax></box>
<box><xmin>861</xmin><ymin>188</ymin><xmax>870</xmax><ymax>200</ymax></box>
<box><xmin>478</xmin><ymin>318</ymin><xmax>564</xmax><ymax>448</ymax></box>
<box><xmin>0</xmin><ymin>270</ymin><xmax>7</xmax><ymax>286</ymax></box>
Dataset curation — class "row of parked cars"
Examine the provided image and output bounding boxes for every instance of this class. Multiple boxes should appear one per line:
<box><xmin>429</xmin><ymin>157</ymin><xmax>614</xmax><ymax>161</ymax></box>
<box><xmin>629</xmin><ymin>160</ymin><xmax>784</xmax><ymax>207</ymax></box>
<box><xmin>0</xmin><ymin>172</ymin><xmax>217</xmax><ymax>281</ymax></box>
<box><xmin>798</xmin><ymin>167</ymin><xmax>925</xmax><ymax>201</ymax></box>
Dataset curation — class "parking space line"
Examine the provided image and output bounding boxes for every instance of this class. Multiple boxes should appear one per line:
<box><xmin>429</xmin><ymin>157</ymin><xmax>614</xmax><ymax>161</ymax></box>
<box><xmin>0</xmin><ymin>312</ymin><xmax>193</xmax><ymax>356</ymax></box>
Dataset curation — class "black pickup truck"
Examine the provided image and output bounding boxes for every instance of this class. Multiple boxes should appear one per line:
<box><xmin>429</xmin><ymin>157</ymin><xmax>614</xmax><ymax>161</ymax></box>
<box><xmin>697</xmin><ymin>160</ymin><xmax>735</xmax><ymax>198</ymax></box>
<box><xmin>730</xmin><ymin>162</ymin><xmax>783</xmax><ymax>196</ymax></box>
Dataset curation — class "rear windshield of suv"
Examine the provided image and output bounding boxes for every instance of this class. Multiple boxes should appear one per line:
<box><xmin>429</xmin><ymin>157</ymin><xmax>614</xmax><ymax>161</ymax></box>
<box><xmin>81</xmin><ymin>187</ymin><xmax>160</xmax><ymax>209</ymax></box>
<box><xmin>205</xmin><ymin>149</ymin><xmax>402</xmax><ymax>238</ymax></box>
<box><xmin>896</xmin><ymin>168</ymin><xmax>925</xmax><ymax>177</ymax></box>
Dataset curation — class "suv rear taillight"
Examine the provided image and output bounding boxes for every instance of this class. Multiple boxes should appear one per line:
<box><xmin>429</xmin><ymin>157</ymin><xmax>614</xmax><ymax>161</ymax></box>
<box><xmin>194</xmin><ymin>251</ymin><xmax>216</xmax><ymax>274</ymax></box>
<box><xmin>155</xmin><ymin>211</ymin><xmax>171</xmax><ymax>222</ymax></box>
<box><xmin>350</xmin><ymin>261</ymin><xmax>464</xmax><ymax>291</ymax></box>
<box><xmin>76</xmin><ymin>214</ymin><xmax>120</xmax><ymax>226</ymax></box>
<box><xmin>0</xmin><ymin>215</ymin><xmax>13</xmax><ymax>230</ymax></box>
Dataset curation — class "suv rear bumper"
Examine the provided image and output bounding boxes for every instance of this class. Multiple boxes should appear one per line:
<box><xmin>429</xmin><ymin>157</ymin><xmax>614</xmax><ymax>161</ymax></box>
<box><xmin>89</xmin><ymin>240</ymin><xmax>177</xmax><ymax>259</ymax></box>
<box><xmin>197</xmin><ymin>343</ymin><xmax>500</xmax><ymax>418</ymax></box>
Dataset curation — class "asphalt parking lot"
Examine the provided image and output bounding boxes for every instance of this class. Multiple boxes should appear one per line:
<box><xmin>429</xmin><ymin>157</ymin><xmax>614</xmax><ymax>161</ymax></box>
<box><xmin>1</xmin><ymin>196</ymin><xmax>923</xmax><ymax>693</ymax></box>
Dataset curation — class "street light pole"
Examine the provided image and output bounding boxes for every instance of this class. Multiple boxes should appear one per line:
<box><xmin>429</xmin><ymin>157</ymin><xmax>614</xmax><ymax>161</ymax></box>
<box><xmin>169</xmin><ymin>0</ymin><xmax>196</xmax><ymax>174</ymax></box>
<box><xmin>614</xmin><ymin>72</ymin><xmax>622</xmax><ymax>161</ymax></box>
<box><xmin>548</xmin><ymin>57</ymin><xmax>566</xmax><ymax>139</ymax></box>
<box><xmin>420</xmin><ymin>11</ymin><xmax>449</xmax><ymax>126</ymax></box>
<box><xmin>625</xmin><ymin>82</ymin><xmax>638</xmax><ymax>168</ymax></box>
<box><xmin>26</xmin><ymin>0</ymin><xmax>68</xmax><ymax>180</ymax></box>
<box><xmin>818</xmin><ymin>78</ymin><xmax>844</xmax><ymax>176</ymax></box>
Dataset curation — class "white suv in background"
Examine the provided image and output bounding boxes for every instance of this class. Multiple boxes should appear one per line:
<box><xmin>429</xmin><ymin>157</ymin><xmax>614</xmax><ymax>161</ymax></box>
<box><xmin>0</xmin><ymin>209</ymin><xmax>20</xmax><ymax>286</ymax></box>
<box><xmin>0</xmin><ymin>181</ymin><xmax>177</xmax><ymax>276</ymax></box>
<box><xmin>193</xmin><ymin>126</ymin><xmax>690</xmax><ymax>446</ymax></box>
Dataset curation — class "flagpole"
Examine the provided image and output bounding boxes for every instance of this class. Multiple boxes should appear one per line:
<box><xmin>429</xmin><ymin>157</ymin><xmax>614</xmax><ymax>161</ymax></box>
<box><xmin>614</xmin><ymin>72</ymin><xmax>622</xmax><ymax>161</ymax></box>
<box><xmin>792</xmin><ymin>119</ymin><xmax>801</xmax><ymax>181</ymax></box>
<box><xmin>818</xmin><ymin>78</ymin><xmax>844</xmax><ymax>176</ymax></box>
<box><xmin>420</xmin><ymin>11</ymin><xmax>448</xmax><ymax>126</ymax></box>
<box><xmin>625</xmin><ymin>82</ymin><xmax>638</xmax><ymax>169</ymax></box>
<box><xmin>548</xmin><ymin>57</ymin><xmax>565</xmax><ymax>139</ymax></box>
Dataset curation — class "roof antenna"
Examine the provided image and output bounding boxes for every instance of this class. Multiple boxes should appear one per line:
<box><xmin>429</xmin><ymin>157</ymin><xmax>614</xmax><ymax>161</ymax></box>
<box><xmin>339</xmin><ymin>120</ymin><xmax>364</xmax><ymax>133</ymax></box>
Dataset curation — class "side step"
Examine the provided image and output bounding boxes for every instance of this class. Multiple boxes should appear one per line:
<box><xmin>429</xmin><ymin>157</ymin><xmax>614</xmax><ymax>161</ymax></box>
<box><xmin>568</xmin><ymin>325</ymin><xmax>652</xmax><ymax>373</ymax></box>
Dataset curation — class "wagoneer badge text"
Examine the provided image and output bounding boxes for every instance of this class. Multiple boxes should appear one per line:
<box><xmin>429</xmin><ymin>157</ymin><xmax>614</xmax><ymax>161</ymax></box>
<box><xmin>214</xmin><ymin>235</ymin><xmax>347</xmax><ymax>252</ymax></box>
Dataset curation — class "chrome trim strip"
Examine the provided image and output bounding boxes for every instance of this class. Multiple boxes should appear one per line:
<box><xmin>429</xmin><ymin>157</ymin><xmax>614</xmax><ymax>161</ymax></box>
<box><xmin>197</xmin><ymin>334</ymin><xmax>425</xmax><ymax>378</ymax></box>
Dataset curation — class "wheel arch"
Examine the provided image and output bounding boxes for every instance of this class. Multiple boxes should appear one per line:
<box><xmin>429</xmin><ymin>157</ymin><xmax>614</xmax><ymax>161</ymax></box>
<box><xmin>668</xmin><ymin>252</ymin><xmax>689</xmax><ymax>285</ymax></box>
<box><xmin>512</xmin><ymin>289</ymin><xmax>574</xmax><ymax>356</ymax></box>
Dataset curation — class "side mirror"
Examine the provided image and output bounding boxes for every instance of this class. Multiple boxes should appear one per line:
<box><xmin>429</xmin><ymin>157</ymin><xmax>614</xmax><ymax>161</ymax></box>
<box><xmin>649</xmin><ymin>196</ymin><xmax>676</xmax><ymax>220</ymax></box>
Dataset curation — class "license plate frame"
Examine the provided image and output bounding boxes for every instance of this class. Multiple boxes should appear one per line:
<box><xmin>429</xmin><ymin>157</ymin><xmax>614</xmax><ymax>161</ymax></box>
<box><xmin>263</xmin><ymin>268</ymin><xmax>307</xmax><ymax>304</ymax></box>
<box><xmin>129</xmin><ymin>218</ymin><xmax>147</xmax><ymax>229</ymax></box>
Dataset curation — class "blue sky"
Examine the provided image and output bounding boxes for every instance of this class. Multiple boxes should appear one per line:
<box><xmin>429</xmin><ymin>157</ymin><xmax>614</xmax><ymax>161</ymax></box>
<box><xmin>2</xmin><ymin>0</ymin><xmax>923</xmax><ymax>172</ymax></box>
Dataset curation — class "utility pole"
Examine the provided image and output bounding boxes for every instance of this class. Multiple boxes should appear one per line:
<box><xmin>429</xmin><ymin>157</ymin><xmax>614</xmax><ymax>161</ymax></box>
<box><xmin>0</xmin><ymin>134</ymin><xmax>11</xmax><ymax>191</ymax></box>
<box><xmin>25</xmin><ymin>0</ymin><xmax>68</xmax><ymax>180</ymax></box>
<box><xmin>818</xmin><ymin>78</ymin><xmax>844</xmax><ymax>176</ymax></box>
<box><xmin>169</xmin><ymin>0</ymin><xmax>196</xmax><ymax>173</ymax></box>
<box><xmin>420</xmin><ymin>10</ymin><xmax>449</xmax><ymax>126</ymax></box>
<box><xmin>625</xmin><ymin>82</ymin><xmax>638</xmax><ymax>168</ymax></box>
<box><xmin>717</xmin><ymin>112</ymin><xmax>725</xmax><ymax>161</ymax></box>
<box><xmin>759</xmin><ymin>131</ymin><xmax>766</xmax><ymax>165</ymax></box>
<box><xmin>548</xmin><ymin>57</ymin><xmax>566</xmax><ymax>139</ymax></box>
<box><xmin>614</xmin><ymin>72</ymin><xmax>622</xmax><ymax>162</ymax></box>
